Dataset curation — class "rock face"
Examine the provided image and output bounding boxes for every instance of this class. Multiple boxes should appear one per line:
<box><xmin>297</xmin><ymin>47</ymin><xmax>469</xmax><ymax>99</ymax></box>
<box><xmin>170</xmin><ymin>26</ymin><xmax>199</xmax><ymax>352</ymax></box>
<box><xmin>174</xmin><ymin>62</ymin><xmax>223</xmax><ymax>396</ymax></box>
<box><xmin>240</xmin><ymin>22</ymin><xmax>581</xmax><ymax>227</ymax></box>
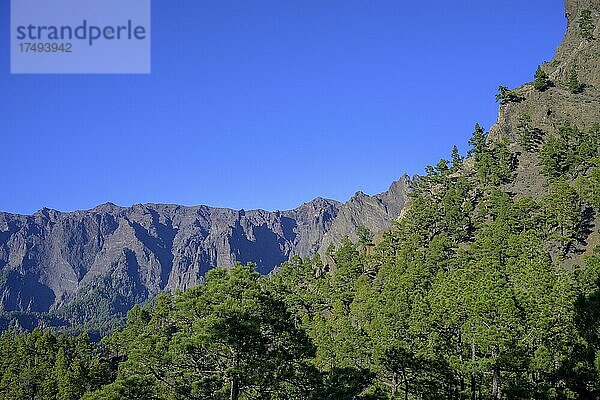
<box><xmin>489</xmin><ymin>0</ymin><xmax>600</xmax><ymax>143</ymax></box>
<box><xmin>486</xmin><ymin>0</ymin><xmax>600</xmax><ymax>201</ymax></box>
<box><xmin>2</xmin><ymin>0</ymin><xmax>596</xmax><ymax>329</ymax></box>
<box><xmin>487</xmin><ymin>0</ymin><xmax>600</xmax><ymax>266</ymax></box>
<box><xmin>556</xmin><ymin>0</ymin><xmax>600</xmax><ymax>88</ymax></box>
<box><xmin>319</xmin><ymin>176</ymin><xmax>412</xmax><ymax>256</ymax></box>
<box><xmin>0</xmin><ymin>178</ymin><xmax>412</xmax><ymax>323</ymax></box>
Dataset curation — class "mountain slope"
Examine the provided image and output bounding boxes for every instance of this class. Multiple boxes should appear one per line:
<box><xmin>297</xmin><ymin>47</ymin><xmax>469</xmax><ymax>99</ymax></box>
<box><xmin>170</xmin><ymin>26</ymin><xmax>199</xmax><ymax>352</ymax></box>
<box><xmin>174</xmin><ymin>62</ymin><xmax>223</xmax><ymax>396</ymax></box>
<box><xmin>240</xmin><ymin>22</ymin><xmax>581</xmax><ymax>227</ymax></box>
<box><xmin>485</xmin><ymin>0</ymin><xmax>600</xmax><ymax>262</ymax></box>
<box><xmin>2</xmin><ymin>0</ymin><xmax>598</xmax><ymax>333</ymax></box>
<box><xmin>0</xmin><ymin>179</ymin><xmax>411</xmax><ymax>328</ymax></box>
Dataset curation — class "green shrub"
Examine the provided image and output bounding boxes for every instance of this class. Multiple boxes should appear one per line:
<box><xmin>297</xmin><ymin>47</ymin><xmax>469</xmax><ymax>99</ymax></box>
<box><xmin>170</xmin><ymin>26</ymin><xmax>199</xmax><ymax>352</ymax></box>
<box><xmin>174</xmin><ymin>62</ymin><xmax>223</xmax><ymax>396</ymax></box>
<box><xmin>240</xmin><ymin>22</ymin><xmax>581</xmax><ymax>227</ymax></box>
<box><xmin>495</xmin><ymin>85</ymin><xmax>523</xmax><ymax>105</ymax></box>
<box><xmin>568</xmin><ymin>69</ymin><xmax>585</xmax><ymax>94</ymax></box>
<box><xmin>579</xmin><ymin>9</ymin><xmax>595</xmax><ymax>41</ymax></box>
<box><xmin>533</xmin><ymin>65</ymin><xmax>551</xmax><ymax>91</ymax></box>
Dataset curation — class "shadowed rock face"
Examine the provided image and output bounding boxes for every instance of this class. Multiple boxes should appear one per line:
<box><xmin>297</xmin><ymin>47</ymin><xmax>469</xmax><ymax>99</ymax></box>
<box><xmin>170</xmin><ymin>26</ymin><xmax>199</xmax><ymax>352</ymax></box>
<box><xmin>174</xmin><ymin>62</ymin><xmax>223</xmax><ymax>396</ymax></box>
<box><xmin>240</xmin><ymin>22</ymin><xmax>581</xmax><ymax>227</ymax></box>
<box><xmin>0</xmin><ymin>178</ymin><xmax>412</xmax><ymax>318</ymax></box>
<box><xmin>319</xmin><ymin>176</ymin><xmax>413</xmax><ymax>256</ymax></box>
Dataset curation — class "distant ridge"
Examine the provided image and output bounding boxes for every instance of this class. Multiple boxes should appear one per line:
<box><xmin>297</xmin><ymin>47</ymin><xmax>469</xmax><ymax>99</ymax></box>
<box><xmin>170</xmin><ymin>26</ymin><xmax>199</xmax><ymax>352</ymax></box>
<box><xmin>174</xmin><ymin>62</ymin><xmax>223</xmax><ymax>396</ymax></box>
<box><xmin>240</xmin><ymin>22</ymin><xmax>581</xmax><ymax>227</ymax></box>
<box><xmin>0</xmin><ymin>176</ymin><xmax>412</xmax><ymax>328</ymax></box>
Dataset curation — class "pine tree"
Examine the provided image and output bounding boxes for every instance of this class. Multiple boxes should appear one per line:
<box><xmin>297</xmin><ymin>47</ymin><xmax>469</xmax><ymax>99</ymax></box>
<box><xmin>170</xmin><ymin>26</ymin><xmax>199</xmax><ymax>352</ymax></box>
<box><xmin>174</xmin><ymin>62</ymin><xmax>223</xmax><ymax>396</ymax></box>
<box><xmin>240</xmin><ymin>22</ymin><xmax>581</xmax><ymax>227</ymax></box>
<box><xmin>542</xmin><ymin>179</ymin><xmax>582</xmax><ymax>253</ymax></box>
<box><xmin>579</xmin><ymin>9</ymin><xmax>595</xmax><ymax>41</ymax></box>
<box><xmin>468</xmin><ymin>123</ymin><xmax>487</xmax><ymax>156</ymax></box>
<box><xmin>517</xmin><ymin>113</ymin><xmax>542</xmax><ymax>152</ymax></box>
<box><xmin>568</xmin><ymin>69</ymin><xmax>584</xmax><ymax>94</ymax></box>
<box><xmin>356</xmin><ymin>226</ymin><xmax>374</xmax><ymax>247</ymax></box>
<box><xmin>86</xmin><ymin>266</ymin><xmax>321</xmax><ymax>400</ymax></box>
<box><xmin>55</xmin><ymin>348</ymin><xmax>76</xmax><ymax>400</ymax></box>
<box><xmin>586</xmin><ymin>160</ymin><xmax>600</xmax><ymax>209</ymax></box>
<box><xmin>451</xmin><ymin>145</ymin><xmax>464</xmax><ymax>172</ymax></box>
<box><xmin>495</xmin><ymin>85</ymin><xmax>523</xmax><ymax>104</ymax></box>
<box><xmin>533</xmin><ymin>65</ymin><xmax>551</xmax><ymax>91</ymax></box>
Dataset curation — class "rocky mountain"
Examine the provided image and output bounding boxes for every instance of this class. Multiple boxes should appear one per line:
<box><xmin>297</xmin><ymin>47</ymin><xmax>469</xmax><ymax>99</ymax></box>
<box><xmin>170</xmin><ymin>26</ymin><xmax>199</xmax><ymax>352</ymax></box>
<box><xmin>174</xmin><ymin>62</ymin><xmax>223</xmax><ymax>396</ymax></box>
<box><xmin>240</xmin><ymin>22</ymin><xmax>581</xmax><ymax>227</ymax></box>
<box><xmin>485</xmin><ymin>0</ymin><xmax>600</xmax><ymax>261</ymax></box>
<box><xmin>2</xmin><ymin>0</ymin><xmax>598</xmax><ymax>333</ymax></box>
<box><xmin>0</xmin><ymin>177</ymin><xmax>412</xmax><ymax>328</ymax></box>
<box><xmin>320</xmin><ymin>175</ymin><xmax>412</xmax><ymax>255</ymax></box>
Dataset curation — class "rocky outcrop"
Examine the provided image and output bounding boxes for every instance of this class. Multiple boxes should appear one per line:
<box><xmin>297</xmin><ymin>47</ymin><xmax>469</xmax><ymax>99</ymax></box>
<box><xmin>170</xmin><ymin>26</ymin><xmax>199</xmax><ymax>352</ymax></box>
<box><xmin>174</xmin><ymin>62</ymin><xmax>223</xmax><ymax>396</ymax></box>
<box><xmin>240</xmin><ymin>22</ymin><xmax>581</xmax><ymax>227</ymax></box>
<box><xmin>484</xmin><ymin>0</ymin><xmax>600</xmax><ymax>267</ymax></box>
<box><xmin>319</xmin><ymin>175</ymin><xmax>413</xmax><ymax>256</ymax></box>
<box><xmin>487</xmin><ymin>0</ymin><xmax>600</xmax><ymax>200</ymax></box>
<box><xmin>554</xmin><ymin>0</ymin><xmax>600</xmax><ymax>88</ymax></box>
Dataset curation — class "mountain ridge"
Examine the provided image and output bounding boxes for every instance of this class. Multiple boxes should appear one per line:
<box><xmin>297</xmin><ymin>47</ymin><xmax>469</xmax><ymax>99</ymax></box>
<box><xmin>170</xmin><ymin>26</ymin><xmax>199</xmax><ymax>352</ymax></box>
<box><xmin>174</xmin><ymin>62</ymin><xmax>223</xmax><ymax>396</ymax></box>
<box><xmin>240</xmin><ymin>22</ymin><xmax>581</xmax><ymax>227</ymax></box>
<box><xmin>0</xmin><ymin>175</ymin><xmax>413</xmax><ymax>327</ymax></box>
<box><xmin>2</xmin><ymin>0</ymin><xmax>599</xmax><ymax>332</ymax></box>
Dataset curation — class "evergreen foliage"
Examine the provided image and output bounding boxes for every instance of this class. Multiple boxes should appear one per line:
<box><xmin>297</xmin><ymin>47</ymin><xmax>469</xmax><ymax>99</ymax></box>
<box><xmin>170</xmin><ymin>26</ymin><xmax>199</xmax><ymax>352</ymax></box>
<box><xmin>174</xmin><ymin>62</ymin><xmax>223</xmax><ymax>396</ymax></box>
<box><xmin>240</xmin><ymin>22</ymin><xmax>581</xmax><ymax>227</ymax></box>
<box><xmin>540</xmin><ymin>122</ymin><xmax>599</xmax><ymax>179</ymax></box>
<box><xmin>451</xmin><ymin>145</ymin><xmax>464</xmax><ymax>172</ymax></box>
<box><xmin>533</xmin><ymin>66</ymin><xmax>551</xmax><ymax>91</ymax></box>
<box><xmin>0</xmin><ymin>330</ymin><xmax>114</xmax><ymax>400</ymax></box>
<box><xmin>517</xmin><ymin>114</ymin><xmax>543</xmax><ymax>152</ymax></box>
<box><xmin>495</xmin><ymin>86</ymin><xmax>523</xmax><ymax>105</ymax></box>
<box><xmin>579</xmin><ymin>9</ymin><xmax>595</xmax><ymax>41</ymax></box>
<box><xmin>0</xmin><ymin>118</ymin><xmax>599</xmax><ymax>399</ymax></box>
<box><xmin>568</xmin><ymin>69</ymin><xmax>585</xmax><ymax>94</ymax></box>
<box><xmin>467</xmin><ymin>123</ymin><xmax>515</xmax><ymax>186</ymax></box>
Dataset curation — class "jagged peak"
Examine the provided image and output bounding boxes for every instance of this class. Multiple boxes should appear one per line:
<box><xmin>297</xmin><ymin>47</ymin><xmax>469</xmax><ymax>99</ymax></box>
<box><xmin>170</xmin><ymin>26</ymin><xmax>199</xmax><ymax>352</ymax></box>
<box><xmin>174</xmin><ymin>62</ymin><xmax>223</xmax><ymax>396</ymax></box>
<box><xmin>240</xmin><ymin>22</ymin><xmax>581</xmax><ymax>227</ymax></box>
<box><xmin>487</xmin><ymin>0</ymin><xmax>600</xmax><ymax>144</ymax></box>
<box><xmin>303</xmin><ymin>197</ymin><xmax>341</xmax><ymax>207</ymax></box>
<box><xmin>34</xmin><ymin>207</ymin><xmax>61</xmax><ymax>218</ymax></box>
<box><xmin>351</xmin><ymin>191</ymin><xmax>368</xmax><ymax>200</ymax></box>
<box><xmin>385</xmin><ymin>174</ymin><xmax>413</xmax><ymax>193</ymax></box>
<box><xmin>92</xmin><ymin>202</ymin><xmax>123</xmax><ymax>213</ymax></box>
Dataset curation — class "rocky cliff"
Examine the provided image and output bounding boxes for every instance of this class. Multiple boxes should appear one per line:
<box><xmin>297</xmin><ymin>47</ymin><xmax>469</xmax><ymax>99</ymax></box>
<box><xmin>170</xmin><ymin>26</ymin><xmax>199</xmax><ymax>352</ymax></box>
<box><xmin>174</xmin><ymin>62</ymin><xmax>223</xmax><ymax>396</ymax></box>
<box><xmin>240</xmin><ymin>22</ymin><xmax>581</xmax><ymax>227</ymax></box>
<box><xmin>2</xmin><ymin>0</ymin><xmax>597</xmax><ymax>331</ymax></box>
<box><xmin>485</xmin><ymin>0</ymin><xmax>600</xmax><ymax>263</ymax></box>
<box><xmin>0</xmin><ymin>178</ymin><xmax>412</xmax><ymax>327</ymax></box>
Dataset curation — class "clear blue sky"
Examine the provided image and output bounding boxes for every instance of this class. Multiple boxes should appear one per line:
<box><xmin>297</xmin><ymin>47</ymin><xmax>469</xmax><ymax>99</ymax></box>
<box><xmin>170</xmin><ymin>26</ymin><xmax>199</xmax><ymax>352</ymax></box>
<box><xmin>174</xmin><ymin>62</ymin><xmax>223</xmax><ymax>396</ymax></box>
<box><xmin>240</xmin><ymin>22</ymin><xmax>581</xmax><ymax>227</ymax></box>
<box><xmin>0</xmin><ymin>1</ymin><xmax>566</xmax><ymax>215</ymax></box>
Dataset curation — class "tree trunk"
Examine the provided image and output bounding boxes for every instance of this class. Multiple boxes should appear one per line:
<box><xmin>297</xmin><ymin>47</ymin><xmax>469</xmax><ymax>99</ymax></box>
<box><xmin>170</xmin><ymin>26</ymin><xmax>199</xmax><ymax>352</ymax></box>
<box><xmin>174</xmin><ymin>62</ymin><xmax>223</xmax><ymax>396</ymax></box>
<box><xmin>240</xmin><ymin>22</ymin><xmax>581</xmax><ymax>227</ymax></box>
<box><xmin>459</xmin><ymin>332</ymin><xmax>465</xmax><ymax>393</ymax></box>
<box><xmin>230</xmin><ymin>375</ymin><xmax>240</xmax><ymax>400</ymax></box>
<box><xmin>491</xmin><ymin>347</ymin><xmax>501</xmax><ymax>400</ymax></box>
<box><xmin>404</xmin><ymin>380</ymin><xmax>409</xmax><ymax>400</ymax></box>
<box><xmin>390</xmin><ymin>373</ymin><xmax>398</xmax><ymax>399</ymax></box>
<box><xmin>492</xmin><ymin>369</ymin><xmax>500</xmax><ymax>399</ymax></box>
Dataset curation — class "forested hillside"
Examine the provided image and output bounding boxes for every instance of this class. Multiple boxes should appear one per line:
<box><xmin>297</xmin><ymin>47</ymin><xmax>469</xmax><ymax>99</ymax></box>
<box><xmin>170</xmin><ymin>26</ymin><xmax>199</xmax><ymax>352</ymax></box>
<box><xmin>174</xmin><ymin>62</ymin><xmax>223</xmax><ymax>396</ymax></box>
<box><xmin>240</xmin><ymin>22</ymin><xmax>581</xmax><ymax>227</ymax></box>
<box><xmin>1</xmin><ymin>0</ymin><xmax>599</xmax><ymax>399</ymax></box>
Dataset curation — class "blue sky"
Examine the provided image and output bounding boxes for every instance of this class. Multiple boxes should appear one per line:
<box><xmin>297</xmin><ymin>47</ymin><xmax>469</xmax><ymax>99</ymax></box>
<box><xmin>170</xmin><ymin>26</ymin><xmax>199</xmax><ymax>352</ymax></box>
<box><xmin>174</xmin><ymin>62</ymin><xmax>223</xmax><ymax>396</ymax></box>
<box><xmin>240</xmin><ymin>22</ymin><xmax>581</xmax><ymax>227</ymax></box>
<box><xmin>0</xmin><ymin>1</ymin><xmax>566</xmax><ymax>214</ymax></box>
